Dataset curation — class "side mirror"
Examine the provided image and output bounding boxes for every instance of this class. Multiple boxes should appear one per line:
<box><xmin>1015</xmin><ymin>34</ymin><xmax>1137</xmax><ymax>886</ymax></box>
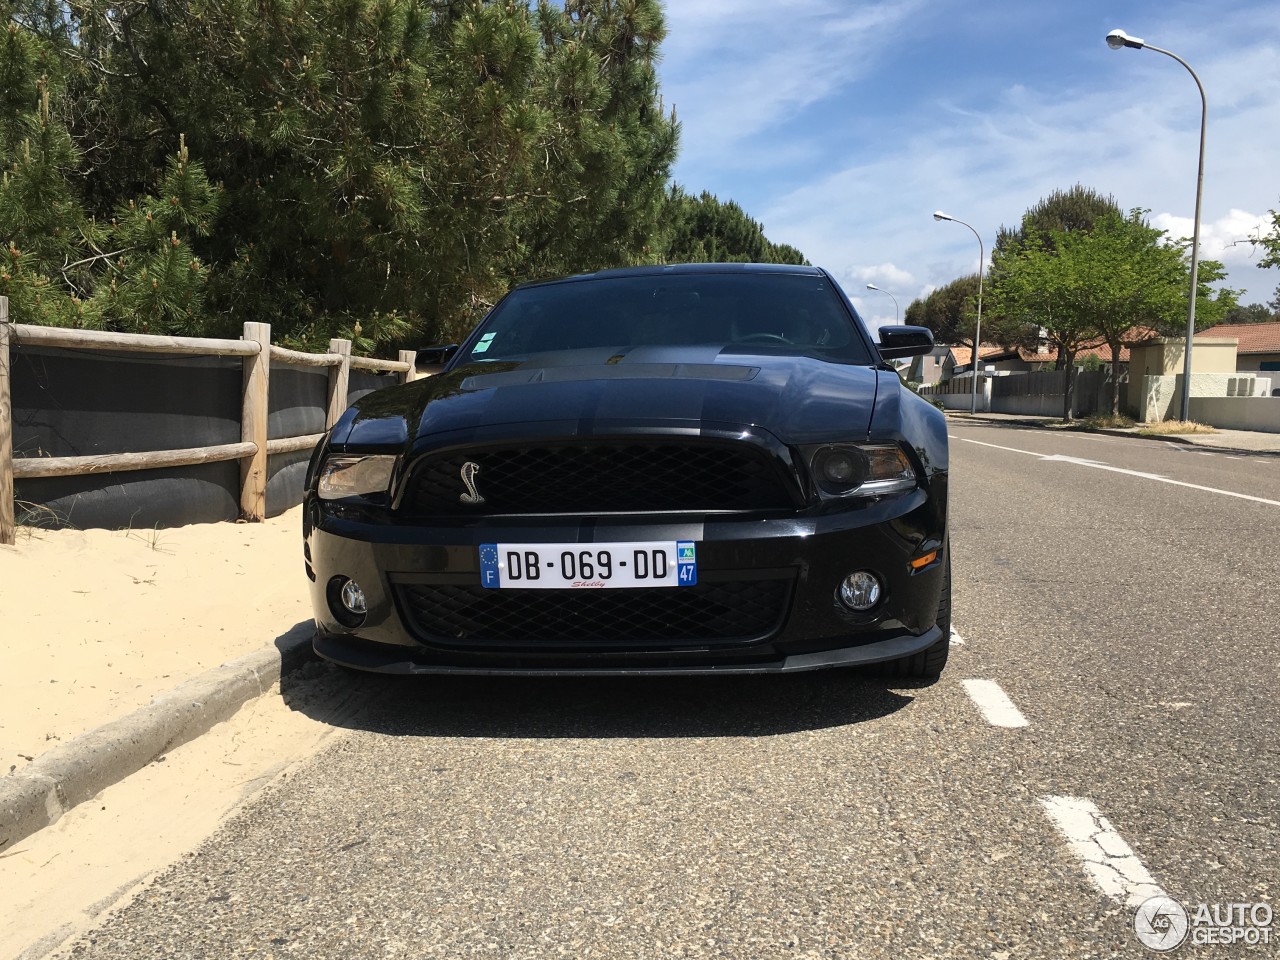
<box><xmin>414</xmin><ymin>344</ymin><xmax>460</xmax><ymax>374</ymax></box>
<box><xmin>877</xmin><ymin>325</ymin><xmax>935</xmax><ymax>360</ymax></box>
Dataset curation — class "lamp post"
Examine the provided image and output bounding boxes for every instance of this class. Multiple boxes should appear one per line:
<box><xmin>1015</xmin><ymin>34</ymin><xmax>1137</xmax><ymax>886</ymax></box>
<box><xmin>933</xmin><ymin>211</ymin><xmax>985</xmax><ymax>415</ymax></box>
<box><xmin>865</xmin><ymin>283</ymin><xmax>899</xmax><ymax>322</ymax></box>
<box><xmin>1106</xmin><ymin>28</ymin><xmax>1206</xmax><ymax>423</ymax></box>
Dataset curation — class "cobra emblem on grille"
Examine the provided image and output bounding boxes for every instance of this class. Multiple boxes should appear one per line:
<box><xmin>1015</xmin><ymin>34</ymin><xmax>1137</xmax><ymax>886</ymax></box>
<box><xmin>459</xmin><ymin>461</ymin><xmax>485</xmax><ymax>504</ymax></box>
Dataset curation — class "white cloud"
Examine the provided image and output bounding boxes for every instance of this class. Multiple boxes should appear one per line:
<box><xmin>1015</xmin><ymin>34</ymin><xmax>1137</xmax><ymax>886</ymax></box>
<box><xmin>658</xmin><ymin>1</ymin><xmax>927</xmax><ymax>184</ymax></box>
<box><xmin>851</xmin><ymin>263</ymin><xmax>915</xmax><ymax>289</ymax></box>
<box><xmin>769</xmin><ymin>34</ymin><xmax>1280</xmax><ymax>305</ymax></box>
<box><xmin>1151</xmin><ymin>209</ymin><xmax>1272</xmax><ymax>273</ymax></box>
<box><xmin>659</xmin><ymin>0</ymin><xmax>1280</xmax><ymax>307</ymax></box>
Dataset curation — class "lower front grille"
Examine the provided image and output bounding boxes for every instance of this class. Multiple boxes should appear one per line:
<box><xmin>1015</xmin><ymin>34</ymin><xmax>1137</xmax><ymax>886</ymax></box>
<box><xmin>395</xmin><ymin>578</ymin><xmax>793</xmax><ymax>648</ymax></box>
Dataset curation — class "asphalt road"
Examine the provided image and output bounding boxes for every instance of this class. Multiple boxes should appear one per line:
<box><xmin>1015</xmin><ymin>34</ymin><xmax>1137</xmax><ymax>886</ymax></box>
<box><xmin>57</xmin><ymin>421</ymin><xmax>1280</xmax><ymax>959</ymax></box>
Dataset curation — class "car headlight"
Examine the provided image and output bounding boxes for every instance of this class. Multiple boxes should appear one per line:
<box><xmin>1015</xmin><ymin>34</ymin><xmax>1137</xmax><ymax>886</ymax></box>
<box><xmin>804</xmin><ymin>443</ymin><xmax>917</xmax><ymax>498</ymax></box>
<box><xmin>317</xmin><ymin>455</ymin><xmax>397</xmax><ymax>501</ymax></box>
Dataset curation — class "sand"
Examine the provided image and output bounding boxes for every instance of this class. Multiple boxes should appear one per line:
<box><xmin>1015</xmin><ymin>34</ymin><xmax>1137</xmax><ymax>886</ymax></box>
<box><xmin>1</xmin><ymin>507</ymin><xmax>312</xmax><ymax>775</ymax></box>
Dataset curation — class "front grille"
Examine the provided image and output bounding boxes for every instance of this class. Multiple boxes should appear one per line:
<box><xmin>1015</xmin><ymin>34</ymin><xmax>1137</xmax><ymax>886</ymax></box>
<box><xmin>401</xmin><ymin>441</ymin><xmax>794</xmax><ymax>515</ymax></box>
<box><xmin>395</xmin><ymin>578</ymin><xmax>793</xmax><ymax>648</ymax></box>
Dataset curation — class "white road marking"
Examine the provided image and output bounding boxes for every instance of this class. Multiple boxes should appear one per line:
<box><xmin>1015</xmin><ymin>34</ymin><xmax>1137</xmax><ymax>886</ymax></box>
<box><xmin>949</xmin><ymin>630</ymin><xmax>965</xmax><ymax>646</ymax></box>
<box><xmin>961</xmin><ymin>679</ymin><xmax>1028</xmax><ymax>728</ymax></box>
<box><xmin>958</xmin><ymin>437</ymin><xmax>1280</xmax><ymax>507</ymax></box>
<box><xmin>1040</xmin><ymin>796</ymin><xmax>1167</xmax><ymax>907</ymax></box>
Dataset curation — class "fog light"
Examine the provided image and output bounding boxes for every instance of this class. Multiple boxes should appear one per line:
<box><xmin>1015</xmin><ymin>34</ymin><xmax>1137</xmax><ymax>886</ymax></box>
<box><xmin>340</xmin><ymin>579</ymin><xmax>367</xmax><ymax>615</ymax></box>
<box><xmin>839</xmin><ymin>571</ymin><xmax>883</xmax><ymax>611</ymax></box>
<box><xmin>327</xmin><ymin>576</ymin><xmax>368</xmax><ymax>628</ymax></box>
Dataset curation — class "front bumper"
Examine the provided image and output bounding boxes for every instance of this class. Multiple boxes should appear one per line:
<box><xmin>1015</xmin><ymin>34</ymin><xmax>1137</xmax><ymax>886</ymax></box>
<box><xmin>304</xmin><ymin>486</ymin><xmax>946</xmax><ymax>675</ymax></box>
<box><xmin>312</xmin><ymin>624</ymin><xmax>945</xmax><ymax>675</ymax></box>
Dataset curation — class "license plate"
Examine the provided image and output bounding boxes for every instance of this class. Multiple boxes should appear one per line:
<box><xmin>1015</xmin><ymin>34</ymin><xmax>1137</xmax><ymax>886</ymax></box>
<box><xmin>479</xmin><ymin>541</ymin><xmax>697</xmax><ymax>589</ymax></box>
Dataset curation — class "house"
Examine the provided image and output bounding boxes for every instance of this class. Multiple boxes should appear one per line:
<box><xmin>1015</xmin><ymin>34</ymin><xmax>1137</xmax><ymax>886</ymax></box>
<box><xmin>948</xmin><ymin>344</ymin><xmax>1012</xmax><ymax>375</ymax></box>
<box><xmin>907</xmin><ymin>336</ymin><xmax>1141</xmax><ymax>384</ymax></box>
<box><xmin>979</xmin><ymin>340</ymin><xmax>1135</xmax><ymax>374</ymax></box>
<box><xmin>1195</xmin><ymin>321</ymin><xmax>1280</xmax><ymax>375</ymax></box>
<box><xmin>905</xmin><ymin>346</ymin><xmax>955</xmax><ymax>385</ymax></box>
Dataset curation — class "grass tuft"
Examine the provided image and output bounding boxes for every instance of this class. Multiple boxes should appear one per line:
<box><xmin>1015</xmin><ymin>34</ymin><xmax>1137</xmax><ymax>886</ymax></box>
<box><xmin>1049</xmin><ymin>414</ymin><xmax>1136</xmax><ymax>431</ymax></box>
<box><xmin>1136</xmin><ymin>420</ymin><xmax>1217</xmax><ymax>436</ymax></box>
<box><xmin>14</xmin><ymin>500</ymin><xmax>74</xmax><ymax>538</ymax></box>
<box><xmin>1080</xmin><ymin>413</ymin><xmax>1136</xmax><ymax>430</ymax></box>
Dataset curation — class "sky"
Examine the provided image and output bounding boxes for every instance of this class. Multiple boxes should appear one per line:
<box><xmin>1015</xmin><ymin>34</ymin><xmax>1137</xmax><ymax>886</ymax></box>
<box><xmin>656</xmin><ymin>0</ymin><xmax>1280</xmax><ymax>334</ymax></box>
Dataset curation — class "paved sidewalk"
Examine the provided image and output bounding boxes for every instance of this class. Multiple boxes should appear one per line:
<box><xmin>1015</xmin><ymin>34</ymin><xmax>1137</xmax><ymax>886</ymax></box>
<box><xmin>947</xmin><ymin>411</ymin><xmax>1280</xmax><ymax>454</ymax></box>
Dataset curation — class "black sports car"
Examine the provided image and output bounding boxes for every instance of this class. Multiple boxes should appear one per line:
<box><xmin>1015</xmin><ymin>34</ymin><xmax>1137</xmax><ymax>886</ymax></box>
<box><xmin>303</xmin><ymin>263</ymin><xmax>950</xmax><ymax>677</ymax></box>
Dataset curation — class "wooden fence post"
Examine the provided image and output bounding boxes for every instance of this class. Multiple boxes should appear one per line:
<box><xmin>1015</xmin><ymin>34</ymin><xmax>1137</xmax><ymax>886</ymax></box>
<box><xmin>240</xmin><ymin>322</ymin><xmax>271</xmax><ymax>521</ymax></box>
<box><xmin>326</xmin><ymin>338</ymin><xmax>352</xmax><ymax>429</ymax></box>
<box><xmin>0</xmin><ymin>297</ymin><xmax>13</xmax><ymax>545</ymax></box>
<box><xmin>398</xmin><ymin>349</ymin><xmax>419</xmax><ymax>383</ymax></box>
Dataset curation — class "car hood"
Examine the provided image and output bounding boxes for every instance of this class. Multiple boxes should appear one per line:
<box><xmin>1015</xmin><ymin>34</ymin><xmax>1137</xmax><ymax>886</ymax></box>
<box><xmin>333</xmin><ymin>346</ymin><xmax>884</xmax><ymax>450</ymax></box>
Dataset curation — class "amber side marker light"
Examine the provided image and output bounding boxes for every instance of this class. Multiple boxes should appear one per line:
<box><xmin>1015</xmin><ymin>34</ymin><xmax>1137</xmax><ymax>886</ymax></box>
<box><xmin>909</xmin><ymin>550</ymin><xmax>939</xmax><ymax>571</ymax></box>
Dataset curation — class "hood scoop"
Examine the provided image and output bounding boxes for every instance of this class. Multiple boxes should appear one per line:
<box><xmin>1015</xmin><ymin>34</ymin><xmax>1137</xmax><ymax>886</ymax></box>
<box><xmin>461</xmin><ymin>362</ymin><xmax>759</xmax><ymax>392</ymax></box>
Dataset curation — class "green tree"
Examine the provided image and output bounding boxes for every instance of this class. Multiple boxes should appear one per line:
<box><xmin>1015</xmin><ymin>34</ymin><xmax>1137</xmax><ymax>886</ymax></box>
<box><xmin>986</xmin><ymin>184</ymin><xmax>1126</xmax><ymax>356</ymax></box>
<box><xmin>985</xmin><ymin>238</ymin><xmax>1102</xmax><ymax>420</ymax></box>
<box><xmin>1082</xmin><ymin>213</ymin><xmax>1234</xmax><ymax>414</ymax></box>
<box><xmin>1222</xmin><ymin>301</ymin><xmax>1278</xmax><ymax>324</ymax></box>
<box><xmin>0</xmin><ymin>23</ymin><xmax>221</xmax><ymax>332</ymax></box>
<box><xmin>2</xmin><ymin>0</ymin><xmax>679</xmax><ymax>350</ymax></box>
<box><xmin>1254</xmin><ymin>206</ymin><xmax>1280</xmax><ymax>269</ymax></box>
<box><xmin>990</xmin><ymin>213</ymin><xmax>1237</xmax><ymax>418</ymax></box>
<box><xmin>658</xmin><ymin>187</ymin><xmax>807</xmax><ymax>265</ymax></box>
<box><xmin>903</xmin><ymin>274</ymin><xmax>983</xmax><ymax>352</ymax></box>
<box><xmin>992</xmin><ymin>184</ymin><xmax>1124</xmax><ymax>262</ymax></box>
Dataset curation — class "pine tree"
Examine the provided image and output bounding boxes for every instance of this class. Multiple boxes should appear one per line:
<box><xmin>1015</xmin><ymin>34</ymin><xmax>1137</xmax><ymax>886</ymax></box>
<box><xmin>658</xmin><ymin>188</ymin><xmax>808</xmax><ymax>265</ymax></box>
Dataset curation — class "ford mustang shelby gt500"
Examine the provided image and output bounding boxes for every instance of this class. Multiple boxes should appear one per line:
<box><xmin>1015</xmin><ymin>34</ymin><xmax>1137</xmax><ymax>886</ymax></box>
<box><xmin>303</xmin><ymin>263</ymin><xmax>949</xmax><ymax>677</ymax></box>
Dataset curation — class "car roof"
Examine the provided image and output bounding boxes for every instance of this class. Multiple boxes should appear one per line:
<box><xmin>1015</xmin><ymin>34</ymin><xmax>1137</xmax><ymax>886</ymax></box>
<box><xmin>514</xmin><ymin>262</ymin><xmax>828</xmax><ymax>291</ymax></box>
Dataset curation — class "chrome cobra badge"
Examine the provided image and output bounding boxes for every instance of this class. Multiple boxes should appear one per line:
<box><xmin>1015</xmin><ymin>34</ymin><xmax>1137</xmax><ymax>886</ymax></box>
<box><xmin>459</xmin><ymin>461</ymin><xmax>484</xmax><ymax>504</ymax></box>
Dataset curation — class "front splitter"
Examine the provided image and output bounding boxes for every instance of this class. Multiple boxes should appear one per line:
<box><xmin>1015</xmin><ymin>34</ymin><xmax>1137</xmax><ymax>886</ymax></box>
<box><xmin>313</xmin><ymin>626</ymin><xmax>944</xmax><ymax>677</ymax></box>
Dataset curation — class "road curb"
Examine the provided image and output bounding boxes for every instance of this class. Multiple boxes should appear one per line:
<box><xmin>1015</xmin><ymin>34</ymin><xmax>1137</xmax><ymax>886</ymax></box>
<box><xmin>0</xmin><ymin>624</ymin><xmax>315</xmax><ymax>854</ymax></box>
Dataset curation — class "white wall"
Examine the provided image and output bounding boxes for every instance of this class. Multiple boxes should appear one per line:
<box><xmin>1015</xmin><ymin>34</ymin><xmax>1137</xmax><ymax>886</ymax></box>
<box><xmin>918</xmin><ymin>374</ymin><xmax>991</xmax><ymax>412</ymax></box>
<box><xmin>1138</xmin><ymin>374</ymin><xmax>1273</xmax><ymax>422</ymax></box>
<box><xmin>1188</xmin><ymin>396</ymin><xmax>1280</xmax><ymax>433</ymax></box>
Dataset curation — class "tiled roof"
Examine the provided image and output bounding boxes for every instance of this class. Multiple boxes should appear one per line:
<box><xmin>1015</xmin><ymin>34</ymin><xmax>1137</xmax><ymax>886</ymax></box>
<box><xmin>990</xmin><ymin>341</ymin><xmax>1132</xmax><ymax>364</ymax></box>
<box><xmin>947</xmin><ymin>344</ymin><xmax>1006</xmax><ymax>367</ymax></box>
<box><xmin>1196</xmin><ymin>321</ymin><xmax>1280</xmax><ymax>355</ymax></box>
<box><xmin>954</xmin><ymin>326</ymin><xmax>1157</xmax><ymax>366</ymax></box>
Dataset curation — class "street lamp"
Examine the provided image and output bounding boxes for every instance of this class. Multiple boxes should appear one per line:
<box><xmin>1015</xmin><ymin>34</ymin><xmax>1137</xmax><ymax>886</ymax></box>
<box><xmin>933</xmin><ymin>211</ymin><xmax>985</xmax><ymax>415</ymax></box>
<box><xmin>1106</xmin><ymin>28</ymin><xmax>1206</xmax><ymax>423</ymax></box>
<box><xmin>865</xmin><ymin>283</ymin><xmax>899</xmax><ymax>322</ymax></box>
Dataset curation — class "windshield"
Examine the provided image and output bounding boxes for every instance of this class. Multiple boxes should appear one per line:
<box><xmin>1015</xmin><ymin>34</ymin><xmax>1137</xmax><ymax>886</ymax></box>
<box><xmin>462</xmin><ymin>273</ymin><xmax>874</xmax><ymax>365</ymax></box>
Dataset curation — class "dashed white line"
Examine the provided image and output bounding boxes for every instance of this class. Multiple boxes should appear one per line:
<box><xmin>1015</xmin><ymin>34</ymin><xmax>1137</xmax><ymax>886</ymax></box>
<box><xmin>949</xmin><ymin>630</ymin><xmax>965</xmax><ymax>646</ymax></box>
<box><xmin>961</xmin><ymin>679</ymin><xmax>1028</xmax><ymax>728</ymax></box>
<box><xmin>957</xmin><ymin>437</ymin><xmax>1280</xmax><ymax>507</ymax></box>
<box><xmin>1040</xmin><ymin>796</ymin><xmax>1167</xmax><ymax>907</ymax></box>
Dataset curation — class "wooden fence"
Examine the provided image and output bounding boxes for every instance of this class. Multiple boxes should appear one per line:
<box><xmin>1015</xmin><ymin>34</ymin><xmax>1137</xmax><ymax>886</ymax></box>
<box><xmin>0</xmin><ymin>296</ymin><xmax>421</xmax><ymax>545</ymax></box>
